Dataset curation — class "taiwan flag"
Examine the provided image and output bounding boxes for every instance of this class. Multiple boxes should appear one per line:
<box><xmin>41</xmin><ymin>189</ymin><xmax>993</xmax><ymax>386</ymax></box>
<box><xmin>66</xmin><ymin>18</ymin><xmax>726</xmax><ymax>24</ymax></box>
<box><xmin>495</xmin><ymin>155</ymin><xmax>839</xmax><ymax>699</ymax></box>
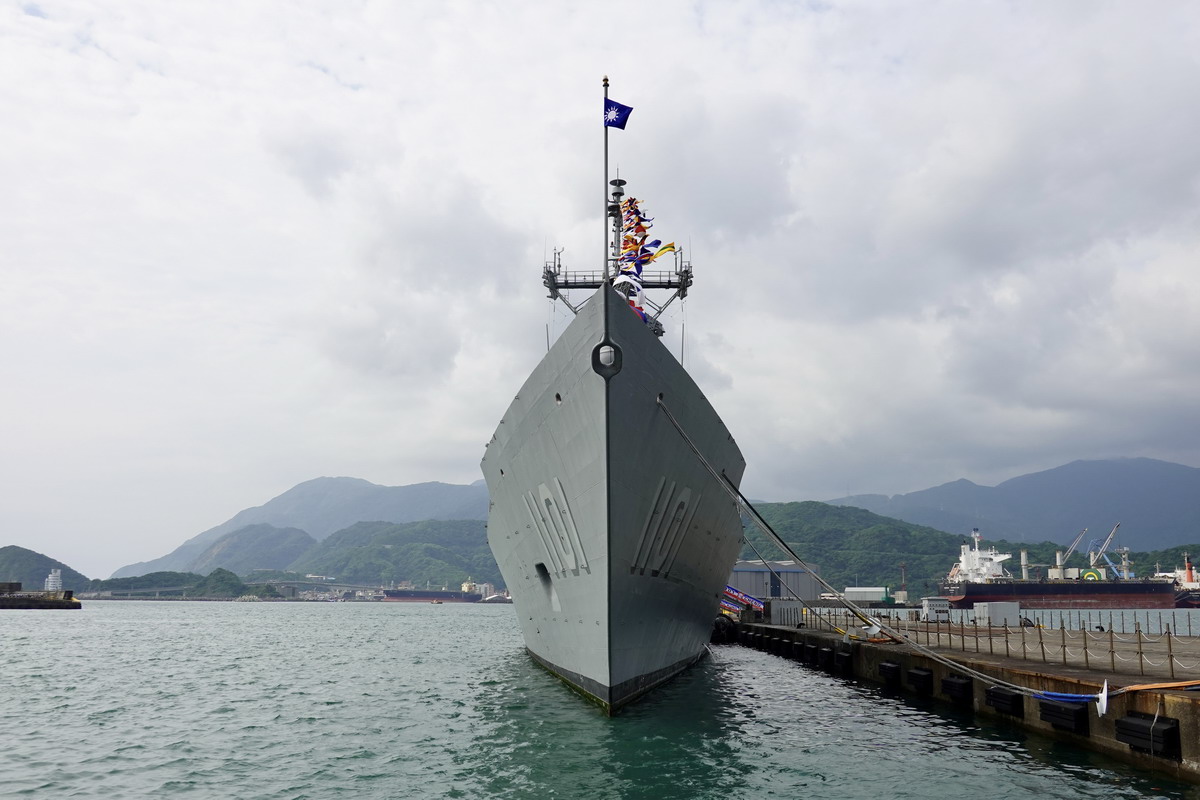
<box><xmin>603</xmin><ymin>99</ymin><xmax>633</xmax><ymax>129</ymax></box>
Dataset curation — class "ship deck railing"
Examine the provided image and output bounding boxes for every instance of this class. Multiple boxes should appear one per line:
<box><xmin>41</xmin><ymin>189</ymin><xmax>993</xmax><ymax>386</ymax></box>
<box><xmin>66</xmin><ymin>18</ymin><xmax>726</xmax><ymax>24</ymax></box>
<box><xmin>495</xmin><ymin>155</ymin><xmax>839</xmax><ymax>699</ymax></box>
<box><xmin>942</xmin><ymin>578</ymin><xmax>1173</xmax><ymax>586</ymax></box>
<box><xmin>542</xmin><ymin>269</ymin><xmax>690</xmax><ymax>291</ymax></box>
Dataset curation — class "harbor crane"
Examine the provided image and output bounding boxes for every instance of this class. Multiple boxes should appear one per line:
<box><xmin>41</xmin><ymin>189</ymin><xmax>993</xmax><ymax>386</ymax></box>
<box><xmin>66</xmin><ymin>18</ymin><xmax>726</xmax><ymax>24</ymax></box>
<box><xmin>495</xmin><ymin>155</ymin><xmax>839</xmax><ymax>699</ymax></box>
<box><xmin>1087</xmin><ymin>523</ymin><xmax>1133</xmax><ymax>579</ymax></box>
<box><xmin>1061</xmin><ymin>528</ymin><xmax>1088</xmax><ymax>565</ymax></box>
<box><xmin>1087</xmin><ymin>523</ymin><xmax>1121</xmax><ymax>568</ymax></box>
<box><xmin>1053</xmin><ymin>528</ymin><xmax>1089</xmax><ymax>572</ymax></box>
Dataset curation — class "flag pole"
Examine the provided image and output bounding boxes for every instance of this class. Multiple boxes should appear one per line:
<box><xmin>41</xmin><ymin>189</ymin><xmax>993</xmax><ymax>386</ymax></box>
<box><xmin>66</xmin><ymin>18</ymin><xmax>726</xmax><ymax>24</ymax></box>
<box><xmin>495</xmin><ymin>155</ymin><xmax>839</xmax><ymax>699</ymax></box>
<box><xmin>603</xmin><ymin>75</ymin><xmax>610</xmax><ymax>281</ymax></box>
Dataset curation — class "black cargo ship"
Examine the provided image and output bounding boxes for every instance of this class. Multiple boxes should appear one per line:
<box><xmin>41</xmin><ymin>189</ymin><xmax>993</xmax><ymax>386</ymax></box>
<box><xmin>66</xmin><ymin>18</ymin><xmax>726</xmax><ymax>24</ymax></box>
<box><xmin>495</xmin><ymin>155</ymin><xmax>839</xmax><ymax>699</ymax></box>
<box><xmin>939</xmin><ymin>530</ymin><xmax>1176</xmax><ymax>609</ymax></box>
<box><xmin>940</xmin><ymin>578</ymin><xmax>1177</xmax><ymax>609</ymax></box>
<box><xmin>381</xmin><ymin>589</ymin><xmax>482</xmax><ymax>603</ymax></box>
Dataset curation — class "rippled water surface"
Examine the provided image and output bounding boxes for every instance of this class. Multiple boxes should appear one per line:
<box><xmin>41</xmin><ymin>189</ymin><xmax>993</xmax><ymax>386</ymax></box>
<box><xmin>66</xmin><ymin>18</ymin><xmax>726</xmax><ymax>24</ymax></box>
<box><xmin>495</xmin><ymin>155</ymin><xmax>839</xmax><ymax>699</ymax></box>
<box><xmin>3</xmin><ymin>601</ymin><xmax>1198</xmax><ymax>799</ymax></box>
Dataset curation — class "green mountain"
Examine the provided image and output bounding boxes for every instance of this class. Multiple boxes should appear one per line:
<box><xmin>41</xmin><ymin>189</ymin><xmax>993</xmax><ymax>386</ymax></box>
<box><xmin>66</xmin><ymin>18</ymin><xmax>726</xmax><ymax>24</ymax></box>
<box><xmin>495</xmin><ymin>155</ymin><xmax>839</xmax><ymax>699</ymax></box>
<box><xmin>188</xmin><ymin>524</ymin><xmax>316</xmax><ymax>576</ymax></box>
<box><xmin>744</xmin><ymin>501</ymin><xmax>1200</xmax><ymax>594</ymax></box>
<box><xmin>0</xmin><ymin>545</ymin><xmax>90</xmax><ymax>592</ymax></box>
<box><xmin>86</xmin><ymin>568</ymin><xmax>271</xmax><ymax>599</ymax></box>
<box><xmin>744</xmin><ymin>502</ymin><xmax>961</xmax><ymax>592</ymax></box>
<box><xmin>190</xmin><ymin>568</ymin><xmax>250</xmax><ymax>598</ymax></box>
<box><xmin>287</xmin><ymin>519</ymin><xmax>498</xmax><ymax>588</ymax></box>
<box><xmin>112</xmin><ymin>477</ymin><xmax>488</xmax><ymax>578</ymax></box>
<box><xmin>104</xmin><ymin>523</ymin><xmax>316</xmax><ymax>583</ymax></box>
<box><xmin>86</xmin><ymin>519</ymin><xmax>500</xmax><ymax>595</ymax></box>
<box><xmin>88</xmin><ymin>570</ymin><xmax>203</xmax><ymax>594</ymax></box>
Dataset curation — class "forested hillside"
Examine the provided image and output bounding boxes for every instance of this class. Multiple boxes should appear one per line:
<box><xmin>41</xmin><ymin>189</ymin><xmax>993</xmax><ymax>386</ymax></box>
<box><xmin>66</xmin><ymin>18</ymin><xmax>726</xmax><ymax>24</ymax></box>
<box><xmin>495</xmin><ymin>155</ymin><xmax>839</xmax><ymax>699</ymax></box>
<box><xmin>0</xmin><ymin>546</ymin><xmax>90</xmax><ymax>592</ymax></box>
<box><xmin>744</xmin><ymin>502</ymin><xmax>959</xmax><ymax>592</ymax></box>
<box><xmin>287</xmin><ymin>519</ymin><xmax>499</xmax><ymax>588</ymax></box>
<box><xmin>744</xmin><ymin>501</ymin><xmax>1200</xmax><ymax>595</ymax></box>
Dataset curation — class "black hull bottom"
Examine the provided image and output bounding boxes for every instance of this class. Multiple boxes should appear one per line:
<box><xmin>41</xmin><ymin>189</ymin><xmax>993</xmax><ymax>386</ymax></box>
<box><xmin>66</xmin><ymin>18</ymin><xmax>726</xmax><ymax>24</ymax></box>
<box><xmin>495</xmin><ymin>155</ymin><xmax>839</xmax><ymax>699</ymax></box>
<box><xmin>381</xmin><ymin>590</ymin><xmax>482</xmax><ymax>602</ymax></box>
<box><xmin>526</xmin><ymin>647</ymin><xmax>705</xmax><ymax>716</ymax></box>
<box><xmin>1177</xmin><ymin>590</ymin><xmax>1200</xmax><ymax>609</ymax></box>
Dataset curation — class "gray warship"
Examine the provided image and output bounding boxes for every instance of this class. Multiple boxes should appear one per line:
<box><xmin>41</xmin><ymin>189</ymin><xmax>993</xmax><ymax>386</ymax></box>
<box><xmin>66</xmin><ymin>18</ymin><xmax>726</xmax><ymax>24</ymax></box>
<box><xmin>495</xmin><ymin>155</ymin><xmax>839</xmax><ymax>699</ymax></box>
<box><xmin>480</xmin><ymin>175</ymin><xmax>746</xmax><ymax>713</ymax></box>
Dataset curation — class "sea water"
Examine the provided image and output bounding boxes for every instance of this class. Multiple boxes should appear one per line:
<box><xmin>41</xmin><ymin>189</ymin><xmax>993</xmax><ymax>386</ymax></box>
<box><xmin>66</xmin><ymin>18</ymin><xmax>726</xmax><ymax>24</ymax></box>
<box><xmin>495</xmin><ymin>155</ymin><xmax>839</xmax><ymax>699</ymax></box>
<box><xmin>3</xmin><ymin>601</ymin><xmax>1197</xmax><ymax>799</ymax></box>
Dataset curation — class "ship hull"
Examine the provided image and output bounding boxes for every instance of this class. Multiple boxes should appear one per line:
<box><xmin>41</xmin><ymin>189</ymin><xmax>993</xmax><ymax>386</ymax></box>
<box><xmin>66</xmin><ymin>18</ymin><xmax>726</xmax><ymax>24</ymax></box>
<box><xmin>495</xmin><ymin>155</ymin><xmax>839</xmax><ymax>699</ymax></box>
<box><xmin>1176</xmin><ymin>590</ymin><xmax>1200</xmax><ymax>609</ymax></box>
<box><xmin>380</xmin><ymin>590</ymin><xmax>482</xmax><ymax>603</ymax></box>
<box><xmin>941</xmin><ymin>580</ymin><xmax>1177</xmax><ymax>609</ymax></box>
<box><xmin>481</xmin><ymin>285</ymin><xmax>745</xmax><ymax>713</ymax></box>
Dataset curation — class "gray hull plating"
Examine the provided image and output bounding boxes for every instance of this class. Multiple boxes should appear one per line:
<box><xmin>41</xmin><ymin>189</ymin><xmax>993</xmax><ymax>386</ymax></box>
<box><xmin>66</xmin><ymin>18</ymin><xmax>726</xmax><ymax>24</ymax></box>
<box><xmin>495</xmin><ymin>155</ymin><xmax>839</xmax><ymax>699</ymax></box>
<box><xmin>481</xmin><ymin>285</ymin><xmax>745</xmax><ymax>712</ymax></box>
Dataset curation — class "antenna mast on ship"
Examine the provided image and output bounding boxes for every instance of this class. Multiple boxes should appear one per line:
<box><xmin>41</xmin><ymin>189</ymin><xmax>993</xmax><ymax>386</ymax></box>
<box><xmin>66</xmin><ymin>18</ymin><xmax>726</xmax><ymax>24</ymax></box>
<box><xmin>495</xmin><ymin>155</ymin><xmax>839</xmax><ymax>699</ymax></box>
<box><xmin>603</xmin><ymin>75</ymin><xmax>613</xmax><ymax>280</ymax></box>
<box><xmin>542</xmin><ymin>77</ymin><xmax>693</xmax><ymax>337</ymax></box>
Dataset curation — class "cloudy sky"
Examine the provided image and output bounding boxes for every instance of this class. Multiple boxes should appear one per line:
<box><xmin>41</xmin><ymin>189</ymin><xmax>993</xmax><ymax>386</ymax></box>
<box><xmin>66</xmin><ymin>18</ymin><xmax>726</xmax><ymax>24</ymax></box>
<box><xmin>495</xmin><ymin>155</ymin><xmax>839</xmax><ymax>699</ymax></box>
<box><xmin>4</xmin><ymin>1</ymin><xmax>1199</xmax><ymax>578</ymax></box>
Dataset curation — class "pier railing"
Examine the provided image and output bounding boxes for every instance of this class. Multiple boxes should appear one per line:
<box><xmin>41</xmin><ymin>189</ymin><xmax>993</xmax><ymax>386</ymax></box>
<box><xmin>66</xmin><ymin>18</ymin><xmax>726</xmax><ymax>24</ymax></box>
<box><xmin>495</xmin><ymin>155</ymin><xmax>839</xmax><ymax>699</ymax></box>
<box><xmin>786</xmin><ymin>608</ymin><xmax>1200</xmax><ymax>680</ymax></box>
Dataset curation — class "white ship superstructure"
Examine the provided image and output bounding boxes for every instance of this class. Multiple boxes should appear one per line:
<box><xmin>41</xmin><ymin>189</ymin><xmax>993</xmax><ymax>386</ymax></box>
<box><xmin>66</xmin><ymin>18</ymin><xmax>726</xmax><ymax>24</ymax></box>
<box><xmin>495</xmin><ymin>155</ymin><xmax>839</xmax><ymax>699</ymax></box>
<box><xmin>947</xmin><ymin>529</ymin><xmax>1013</xmax><ymax>583</ymax></box>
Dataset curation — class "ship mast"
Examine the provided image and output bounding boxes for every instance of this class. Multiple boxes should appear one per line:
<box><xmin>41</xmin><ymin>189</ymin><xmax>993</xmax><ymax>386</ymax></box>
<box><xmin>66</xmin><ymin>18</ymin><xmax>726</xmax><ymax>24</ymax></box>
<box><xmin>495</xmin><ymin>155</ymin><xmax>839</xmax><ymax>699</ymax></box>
<box><xmin>541</xmin><ymin>79</ymin><xmax>693</xmax><ymax>336</ymax></box>
<box><xmin>603</xmin><ymin>75</ymin><xmax>612</xmax><ymax>280</ymax></box>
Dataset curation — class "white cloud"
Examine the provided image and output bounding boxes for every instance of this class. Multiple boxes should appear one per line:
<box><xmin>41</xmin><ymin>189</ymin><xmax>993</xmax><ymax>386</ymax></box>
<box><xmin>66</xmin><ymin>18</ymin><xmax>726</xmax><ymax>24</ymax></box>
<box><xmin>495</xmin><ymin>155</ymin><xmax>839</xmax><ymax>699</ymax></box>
<box><xmin>2</xmin><ymin>1</ymin><xmax>1199</xmax><ymax>576</ymax></box>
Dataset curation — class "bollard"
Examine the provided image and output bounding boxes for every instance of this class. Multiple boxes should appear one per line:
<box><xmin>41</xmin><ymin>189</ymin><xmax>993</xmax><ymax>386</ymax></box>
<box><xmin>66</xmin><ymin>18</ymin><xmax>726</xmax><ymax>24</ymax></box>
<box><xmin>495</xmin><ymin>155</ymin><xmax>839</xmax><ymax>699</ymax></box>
<box><xmin>1167</xmin><ymin>624</ymin><xmax>1175</xmax><ymax>679</ymax></box>
<box><xmin>1136</xmin><ymin>624</ymin><xmax>1145</xmax><ymax>676</ymax></box>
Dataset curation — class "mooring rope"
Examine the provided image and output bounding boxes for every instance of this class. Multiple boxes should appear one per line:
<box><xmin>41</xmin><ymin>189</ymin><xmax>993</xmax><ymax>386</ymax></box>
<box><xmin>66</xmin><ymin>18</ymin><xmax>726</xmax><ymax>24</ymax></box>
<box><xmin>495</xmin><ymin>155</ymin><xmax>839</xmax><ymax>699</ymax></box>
<box><xmin>653</xmin><ymin>397</ymin><xmax>886</xmax><ymax>631</ymax></box>
<box><xmin>655</xmin><ymin>395</ymin><xmax>1200</xmax><ymax>707</ymax></box>
<box><xmin>654</xmin><ymin>396</ymin><xmax>1049</xmax><ymax>697</ymax></box>
<box><xmin>741</xmin><ymin>535</ymin><xmax>895</xmax><ymax>642</ymax></box>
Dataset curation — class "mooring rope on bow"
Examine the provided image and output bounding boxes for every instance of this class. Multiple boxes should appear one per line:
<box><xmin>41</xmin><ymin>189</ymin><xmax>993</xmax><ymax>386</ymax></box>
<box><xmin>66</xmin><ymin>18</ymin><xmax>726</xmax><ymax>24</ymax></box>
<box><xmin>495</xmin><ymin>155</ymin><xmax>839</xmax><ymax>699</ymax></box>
<box><xmin>654</xmin><ymin>395</ymin><xmax>1071</xmax><ymax>701</ymax></box>
<box><xmin>740</xmin><ymin>534</ymin><xmax>894</xmax><ymax>642</ymax></box>
<box><xmin>652</xmin><ymin>397</ymin><xmax>888</xmax><ymax>632</ymax></box>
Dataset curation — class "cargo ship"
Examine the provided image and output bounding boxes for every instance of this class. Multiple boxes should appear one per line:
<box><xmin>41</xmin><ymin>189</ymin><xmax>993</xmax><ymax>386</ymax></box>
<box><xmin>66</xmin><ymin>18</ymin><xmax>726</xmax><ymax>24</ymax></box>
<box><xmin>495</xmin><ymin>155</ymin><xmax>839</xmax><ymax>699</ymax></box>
<box><xmin>380</xmin><ymin>587</ymin><xmax>482</xmax><ymax>603</ymax></box>
<box><xmin>480</xmin><ymin>87</ymin><xmax>746</xmax><ymax>713</ymax></box>
<box><xmin>1154</xmin><ymin>555</ymin><xmax>1200</xmax><ymax>608</ymax></box>
<box><xmin>380</xmin><ymin>589</ymin><xmax>482</xmax><ymax>603</ymax></box>
<box><xmin>939</xmin><ymin>529</ymin><xmax>1176</xmax><ymax>609</ymax></box>
<box><xmin>379</xmin><ymin>578</ymin><xmax>492</xmax><ymax>603</ymax></box>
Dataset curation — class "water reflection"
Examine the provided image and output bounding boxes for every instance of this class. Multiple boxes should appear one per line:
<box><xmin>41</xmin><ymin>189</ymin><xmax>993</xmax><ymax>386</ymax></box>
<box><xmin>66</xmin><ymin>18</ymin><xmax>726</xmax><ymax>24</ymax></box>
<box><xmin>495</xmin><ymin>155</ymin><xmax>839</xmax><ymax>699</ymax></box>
<box><xmin>466</xmin><ymin>643</ymin><xmax>1200</xmax><ymax>800</ymax></box>
<box><xmin>463</xmin><ymin>646</ymin><xmax>755</xmax><ymax>799</ymax></box>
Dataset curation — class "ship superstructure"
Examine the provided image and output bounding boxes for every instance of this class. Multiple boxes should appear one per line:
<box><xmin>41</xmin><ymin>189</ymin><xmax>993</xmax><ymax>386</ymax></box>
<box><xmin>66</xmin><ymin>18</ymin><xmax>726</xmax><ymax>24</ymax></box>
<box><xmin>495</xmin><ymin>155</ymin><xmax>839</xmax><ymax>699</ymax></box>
<box><xmin>1154</xmin><ymin>554</ymin><xmax>1200</xmax><ymax>608</ymax></box>
<box><xmin>945</xmin><ymin>529</ymin><xmax>1013</xmax><ymax>584</ymax></box>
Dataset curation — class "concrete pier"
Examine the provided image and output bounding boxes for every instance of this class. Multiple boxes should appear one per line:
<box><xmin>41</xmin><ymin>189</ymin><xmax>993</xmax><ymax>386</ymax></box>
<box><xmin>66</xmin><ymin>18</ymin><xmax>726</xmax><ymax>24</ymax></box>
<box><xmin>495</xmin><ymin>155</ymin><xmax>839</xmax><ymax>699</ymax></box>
<box><xmin>0</xmin><ymin>594</ymin><xmax>81</xmax><ymax>609</ymax></box>
<box><xmin>737</xmin><ymin>621</ymin><xmax>1200</xmax><ymax>783</ymax></box>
